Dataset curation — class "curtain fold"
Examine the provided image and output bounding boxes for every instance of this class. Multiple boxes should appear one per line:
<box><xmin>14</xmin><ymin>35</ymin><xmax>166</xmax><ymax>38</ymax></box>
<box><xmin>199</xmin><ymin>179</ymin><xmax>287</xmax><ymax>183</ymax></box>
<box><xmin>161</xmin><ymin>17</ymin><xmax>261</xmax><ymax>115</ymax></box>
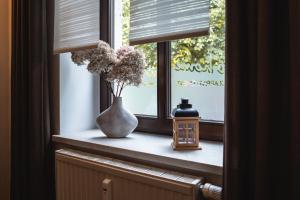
<box><xmin>224</xmin><ymin>0</ymin><xmax>300</xmax><ymax>200</ymax></box>
<box><xmin>11</xmin><ymin>0</ymin><xmax>55</xmax><ymax>199</ymax></box>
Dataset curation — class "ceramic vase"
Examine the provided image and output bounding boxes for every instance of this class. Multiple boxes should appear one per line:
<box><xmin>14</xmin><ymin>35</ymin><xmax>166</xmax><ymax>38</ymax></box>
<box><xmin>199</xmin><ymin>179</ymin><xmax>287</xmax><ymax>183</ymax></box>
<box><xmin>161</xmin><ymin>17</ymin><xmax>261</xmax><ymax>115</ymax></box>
<box><xmin>96</xmin><ymin>97</ymin><xmax>138</xmax><ymax>138</ymax></box>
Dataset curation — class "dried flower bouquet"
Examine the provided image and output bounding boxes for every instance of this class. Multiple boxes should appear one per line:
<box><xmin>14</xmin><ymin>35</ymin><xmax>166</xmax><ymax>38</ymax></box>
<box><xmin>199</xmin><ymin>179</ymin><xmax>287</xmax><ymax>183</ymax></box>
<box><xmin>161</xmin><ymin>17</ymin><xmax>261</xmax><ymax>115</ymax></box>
<box><xmin>71</xmin><ymin>40</ymin><xmax>145</xmax><ymax>97</ymax></box>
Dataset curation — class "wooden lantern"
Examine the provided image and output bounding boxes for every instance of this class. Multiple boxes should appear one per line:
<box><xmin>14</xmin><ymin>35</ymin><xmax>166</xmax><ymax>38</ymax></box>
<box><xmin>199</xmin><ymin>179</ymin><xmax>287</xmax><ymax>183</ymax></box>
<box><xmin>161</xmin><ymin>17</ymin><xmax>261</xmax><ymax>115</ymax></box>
<box><xmin>171</xmin><ymin>99</ymin><xmax>201</xmax><ymax>150</ymax></box>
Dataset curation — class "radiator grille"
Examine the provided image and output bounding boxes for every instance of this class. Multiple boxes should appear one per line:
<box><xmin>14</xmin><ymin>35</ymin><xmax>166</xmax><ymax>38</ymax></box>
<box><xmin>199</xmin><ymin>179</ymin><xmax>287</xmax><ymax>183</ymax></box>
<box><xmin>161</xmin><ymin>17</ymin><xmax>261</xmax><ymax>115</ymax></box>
<box><xmin>56</xmin><ymin>149</ymin><xmax>202</xmax><ymax>200</ymax></box>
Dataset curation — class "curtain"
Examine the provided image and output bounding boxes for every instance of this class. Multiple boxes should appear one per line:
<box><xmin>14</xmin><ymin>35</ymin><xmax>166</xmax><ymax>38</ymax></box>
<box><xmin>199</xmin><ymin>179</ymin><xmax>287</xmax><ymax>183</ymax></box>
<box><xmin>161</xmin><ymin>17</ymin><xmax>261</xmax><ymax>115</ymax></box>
<box><xmin>224</xmin><ymin>0</ymin><xmax>300</xmax><ymax>200</ymax></box>
<box><xmin>11</xmin><ymin>0</ymin><xmax>56</xmax><ymax>199</ymax></box>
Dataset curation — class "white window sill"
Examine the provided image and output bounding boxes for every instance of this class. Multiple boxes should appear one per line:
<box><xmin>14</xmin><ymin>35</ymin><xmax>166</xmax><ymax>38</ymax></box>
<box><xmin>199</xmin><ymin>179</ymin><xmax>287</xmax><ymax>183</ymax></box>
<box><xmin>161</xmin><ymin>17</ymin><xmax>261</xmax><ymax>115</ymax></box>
<box><xmin>52</xmin><ymin>129</ymin><xmax>223</xmax><ymax>185</ymax></box>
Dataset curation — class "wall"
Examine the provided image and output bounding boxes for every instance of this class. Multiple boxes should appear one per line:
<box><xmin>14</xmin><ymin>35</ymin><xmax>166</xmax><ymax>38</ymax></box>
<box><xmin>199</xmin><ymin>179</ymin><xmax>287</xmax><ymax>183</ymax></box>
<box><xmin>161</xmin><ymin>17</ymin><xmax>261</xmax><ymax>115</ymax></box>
<box><xmin>0</xmin><ymin>0</ymin><xmax>11</xmax><ymax>199</ymax></box>
<box><xmin>60</xmin><ymin>53</ymin><xmax>100</xmax><ymax>133</ymax></box>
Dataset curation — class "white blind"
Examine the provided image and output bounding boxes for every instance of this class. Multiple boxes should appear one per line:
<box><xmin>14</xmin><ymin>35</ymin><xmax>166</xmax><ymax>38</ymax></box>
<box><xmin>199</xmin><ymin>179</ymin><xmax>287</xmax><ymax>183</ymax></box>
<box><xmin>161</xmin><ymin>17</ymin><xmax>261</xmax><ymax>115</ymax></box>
<box><xmin>129</xmin><ymin>0</ymin><xmax>210</xmax><ymax>45</ymax></box>
<box><xmin>54</xmin><ymin>0</ymin><xmax>100</xmax><ymax>54</ymax></box>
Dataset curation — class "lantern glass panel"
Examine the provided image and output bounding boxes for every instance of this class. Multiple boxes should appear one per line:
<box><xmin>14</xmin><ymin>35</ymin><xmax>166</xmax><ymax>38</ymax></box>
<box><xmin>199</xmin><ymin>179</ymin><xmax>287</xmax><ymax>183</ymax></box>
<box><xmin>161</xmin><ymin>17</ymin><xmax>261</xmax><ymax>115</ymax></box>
<box><xmin>177</xmin><ymin>123</ymin><xmax>186</xmax><ymax>144</ymax></box>
<box><xmin>187</xmin><ymin>123</ymin><xmax>196</xmax><ymax>144</ymax></box>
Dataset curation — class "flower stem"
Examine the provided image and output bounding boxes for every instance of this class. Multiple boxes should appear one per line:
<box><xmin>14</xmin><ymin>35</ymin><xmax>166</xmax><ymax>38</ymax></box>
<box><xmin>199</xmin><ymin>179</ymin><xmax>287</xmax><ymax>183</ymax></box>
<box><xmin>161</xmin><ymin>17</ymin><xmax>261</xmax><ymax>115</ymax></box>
<box><xmin>116</xmin><ymin>81</ymin><xmax>120</xmax><ymax>97</ymax></box>
<box><xmin>106</xmin><ymin>81</ymin><xmax>115</xmax><ymax>97</ymax></box>
<box><xmin>118</xmin><ymin>82</ymin><xmax>125</xmax><ymax>97</ymax></box>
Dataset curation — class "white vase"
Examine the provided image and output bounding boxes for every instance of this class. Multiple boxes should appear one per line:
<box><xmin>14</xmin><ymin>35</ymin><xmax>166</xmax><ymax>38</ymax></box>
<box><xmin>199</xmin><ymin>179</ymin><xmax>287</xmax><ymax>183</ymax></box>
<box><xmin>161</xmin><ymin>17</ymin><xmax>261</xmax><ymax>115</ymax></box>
<box><xmin>96</xmin><ymin>97</ymin><xmax>138</xmax><ymax>138</ymax></box>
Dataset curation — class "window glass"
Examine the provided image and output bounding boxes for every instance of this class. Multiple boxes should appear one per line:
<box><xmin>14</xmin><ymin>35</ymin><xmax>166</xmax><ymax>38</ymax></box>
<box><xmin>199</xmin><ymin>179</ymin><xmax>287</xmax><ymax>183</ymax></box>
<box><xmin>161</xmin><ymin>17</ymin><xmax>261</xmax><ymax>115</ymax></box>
<box><xmin>114</xmin><ymin>0</ymin><xmax>157</xmax><ymax>116</ymax></box>
<box><xmin>171</xmin><ymin>0</ymin><xmax>225</xmax><ymax>121</ymax></box>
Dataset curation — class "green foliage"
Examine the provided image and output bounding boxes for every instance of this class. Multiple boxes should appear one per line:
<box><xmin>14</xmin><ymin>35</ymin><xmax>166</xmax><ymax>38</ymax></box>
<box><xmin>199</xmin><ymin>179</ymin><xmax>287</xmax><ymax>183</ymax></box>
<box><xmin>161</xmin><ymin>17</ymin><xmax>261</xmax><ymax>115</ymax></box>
<box><xmin>122</xmin><ymin>0</ymin><xmax>225</xmax><ymax>74</ymax></box>
<box><xmin>121</xmin><ymin>0</ymin><xmax>130</xmax><ymax>45</ymax></box>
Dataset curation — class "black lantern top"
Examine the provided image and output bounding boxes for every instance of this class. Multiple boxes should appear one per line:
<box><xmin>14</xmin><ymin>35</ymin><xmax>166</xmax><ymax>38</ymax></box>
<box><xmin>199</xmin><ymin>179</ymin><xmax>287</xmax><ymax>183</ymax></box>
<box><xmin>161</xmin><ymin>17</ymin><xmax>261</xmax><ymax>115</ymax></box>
<box><xmin>172</xmin><ymin>98</ymin><xmax>199</xmax><ymax>117</ymax></box>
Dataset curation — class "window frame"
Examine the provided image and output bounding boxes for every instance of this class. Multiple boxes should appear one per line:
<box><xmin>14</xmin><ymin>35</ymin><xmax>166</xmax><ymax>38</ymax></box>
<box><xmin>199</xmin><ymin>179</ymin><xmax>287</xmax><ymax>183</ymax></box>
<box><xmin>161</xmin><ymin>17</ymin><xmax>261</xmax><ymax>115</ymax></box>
<box><xmin>100</xmin><ymin>0</ymin><xmax>224</xmax><ymax>141</ymax></box>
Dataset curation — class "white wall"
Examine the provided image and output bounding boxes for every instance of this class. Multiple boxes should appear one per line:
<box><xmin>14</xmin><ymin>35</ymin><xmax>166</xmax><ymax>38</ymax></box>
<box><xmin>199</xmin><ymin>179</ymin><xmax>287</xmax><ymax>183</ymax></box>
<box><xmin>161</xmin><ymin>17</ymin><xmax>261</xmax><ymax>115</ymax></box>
<box><xmin>60</xmin><ymin>53</ymin><xmax>100</xmax><ymax>133</ymax></box>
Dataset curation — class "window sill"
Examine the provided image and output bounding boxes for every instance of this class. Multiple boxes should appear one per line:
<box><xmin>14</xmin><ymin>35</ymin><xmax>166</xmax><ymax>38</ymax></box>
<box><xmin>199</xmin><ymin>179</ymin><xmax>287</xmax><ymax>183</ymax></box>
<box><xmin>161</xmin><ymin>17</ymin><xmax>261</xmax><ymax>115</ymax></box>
<box><xmin>52</xmin><ymin>129</ymin><xmax>223</xmax><ymax>185</ymax></box>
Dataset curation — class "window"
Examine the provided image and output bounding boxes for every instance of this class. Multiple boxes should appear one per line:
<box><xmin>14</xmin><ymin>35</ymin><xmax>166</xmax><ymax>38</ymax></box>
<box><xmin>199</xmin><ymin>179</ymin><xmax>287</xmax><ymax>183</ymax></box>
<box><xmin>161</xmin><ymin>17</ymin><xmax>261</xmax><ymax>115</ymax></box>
<box><xmin>102</xmin><ymin>0</ymin><xmax>225</xmax><ymax>140</ymax></box>
<box><xmin>170</xmin><ymin>0</ymin><xmax>225</xmax><ymax>121</ymax></box>
<box><xmin>117</xmin><ymin>43</ymin><xmax>158</xmax><ymax>116</ymax></box>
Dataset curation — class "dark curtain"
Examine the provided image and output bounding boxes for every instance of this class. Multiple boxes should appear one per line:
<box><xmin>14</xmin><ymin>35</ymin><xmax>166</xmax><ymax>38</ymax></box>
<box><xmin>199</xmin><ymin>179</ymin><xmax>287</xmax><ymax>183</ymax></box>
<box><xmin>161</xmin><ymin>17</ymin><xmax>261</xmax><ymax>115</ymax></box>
<box><xmin>11</xmin><ymin>0</ymin><xmax>56</xmax><ymax>199</ymax></box>
<box><xmin>224</xmin><ymin>0</ymin><xmax>300</xmax><ymax>200</ymax></box>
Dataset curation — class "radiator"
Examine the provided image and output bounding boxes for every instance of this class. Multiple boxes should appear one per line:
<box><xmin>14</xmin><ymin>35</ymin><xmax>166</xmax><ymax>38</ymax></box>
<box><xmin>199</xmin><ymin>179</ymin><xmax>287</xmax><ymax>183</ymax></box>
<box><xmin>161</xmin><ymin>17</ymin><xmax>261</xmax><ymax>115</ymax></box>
<box><xmin>55</xmin><ymin>149</ymin><xmax>207</xmax><ymax>200</ymax></box>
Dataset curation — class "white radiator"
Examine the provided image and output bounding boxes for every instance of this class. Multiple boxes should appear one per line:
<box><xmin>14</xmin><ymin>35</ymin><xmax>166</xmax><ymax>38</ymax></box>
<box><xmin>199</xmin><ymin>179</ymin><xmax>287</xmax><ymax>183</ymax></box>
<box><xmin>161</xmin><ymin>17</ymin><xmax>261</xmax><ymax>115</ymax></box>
<box><xmin>55</xmin><ymin>149</ymin><xmax>204</xmax><ymax>200</ymax></box>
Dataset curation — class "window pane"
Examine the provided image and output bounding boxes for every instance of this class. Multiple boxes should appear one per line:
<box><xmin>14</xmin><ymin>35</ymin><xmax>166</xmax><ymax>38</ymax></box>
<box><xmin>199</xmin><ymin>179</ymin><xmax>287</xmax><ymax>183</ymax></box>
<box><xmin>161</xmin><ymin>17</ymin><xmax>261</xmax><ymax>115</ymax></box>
<box><xmin>114</xmin><ymin>0</ymin><xmax>157</xmax><ymax>116</ymax></box>
<box><xmin>171</xmin><ymin>0</ymin><xmax>225</xmax><ymax>121</ymax></box>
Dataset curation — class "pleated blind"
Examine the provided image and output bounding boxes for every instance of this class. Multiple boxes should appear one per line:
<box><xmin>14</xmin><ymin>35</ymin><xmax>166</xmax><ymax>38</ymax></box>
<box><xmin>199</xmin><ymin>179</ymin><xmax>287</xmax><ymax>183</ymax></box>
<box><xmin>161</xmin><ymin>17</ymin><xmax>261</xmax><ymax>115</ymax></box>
<box><xmin>129</xmin><ymin>0</ymin><xmax>210</xmax><ymax>45</ymax></box>
<box><xmin>54</xmin><ymin>0</ymin><xmax>100</xmax><ymax>54</ymax></box>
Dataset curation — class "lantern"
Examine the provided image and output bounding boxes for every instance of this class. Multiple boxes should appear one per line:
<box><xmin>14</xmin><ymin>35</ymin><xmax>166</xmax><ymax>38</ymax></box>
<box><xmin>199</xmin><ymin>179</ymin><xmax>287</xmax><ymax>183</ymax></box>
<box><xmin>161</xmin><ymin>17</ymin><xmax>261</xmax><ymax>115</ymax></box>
<box><xmin>171</xmin><ymin>99</ymin><xmax>201</xmax><ymax>150</ymax></box>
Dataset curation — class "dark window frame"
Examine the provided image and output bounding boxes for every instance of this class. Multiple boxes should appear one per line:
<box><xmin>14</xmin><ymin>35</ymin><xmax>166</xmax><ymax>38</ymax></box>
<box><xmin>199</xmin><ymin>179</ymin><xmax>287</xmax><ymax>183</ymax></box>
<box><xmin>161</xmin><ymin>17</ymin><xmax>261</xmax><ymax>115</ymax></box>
<box><xmin>99</xmin><ymin>0</ymin><xmax>224</xmax><ymax>141</ymax></box>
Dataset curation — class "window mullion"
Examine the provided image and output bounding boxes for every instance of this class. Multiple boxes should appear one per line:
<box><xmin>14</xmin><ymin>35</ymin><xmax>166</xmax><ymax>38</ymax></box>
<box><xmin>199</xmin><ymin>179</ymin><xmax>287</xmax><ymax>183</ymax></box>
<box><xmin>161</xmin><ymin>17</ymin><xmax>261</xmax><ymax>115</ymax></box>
<box><xmin>100</xmin><ymin>0</ymin><xmax>112</xmax><ymax>112</ymax></box>
<box><xmin>157</xmin><ymin>42</ymin><xmax>171</xmax><ymax>120</ymax></box>
<box><xmin>165</xmin><ymin>42</ymin><xmax>171</xmax><ymax>118</ymax></box>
